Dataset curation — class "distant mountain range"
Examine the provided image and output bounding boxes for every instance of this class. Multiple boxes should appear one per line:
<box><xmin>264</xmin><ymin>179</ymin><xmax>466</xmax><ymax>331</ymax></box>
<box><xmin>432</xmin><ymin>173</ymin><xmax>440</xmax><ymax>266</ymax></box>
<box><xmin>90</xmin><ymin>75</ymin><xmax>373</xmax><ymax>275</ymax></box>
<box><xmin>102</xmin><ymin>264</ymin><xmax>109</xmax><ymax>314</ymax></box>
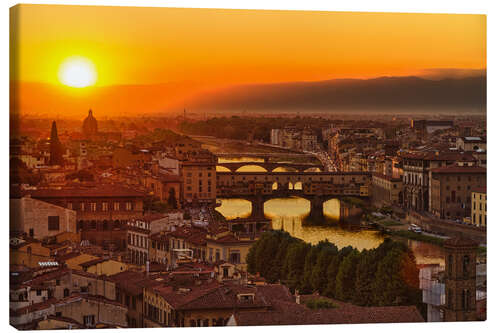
<box><xmin>181</xmin><ymin>75</ymin><xmax>486</xmax><ymax>112</ymax></box>
<box><xmin>11</xmin><ymin>74</ymin><xmax>486</xmax><ymax>118</ymax></box>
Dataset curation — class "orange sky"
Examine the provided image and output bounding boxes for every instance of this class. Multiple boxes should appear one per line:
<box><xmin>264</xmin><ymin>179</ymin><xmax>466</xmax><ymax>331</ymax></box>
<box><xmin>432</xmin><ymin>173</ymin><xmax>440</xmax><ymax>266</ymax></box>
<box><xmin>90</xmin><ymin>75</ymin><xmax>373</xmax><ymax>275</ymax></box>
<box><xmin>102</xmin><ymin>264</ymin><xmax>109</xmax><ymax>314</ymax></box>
<box><xmin>10</xmin><ymin>5</ymin><xmax>486</xmax><ymax>116</ymax></box>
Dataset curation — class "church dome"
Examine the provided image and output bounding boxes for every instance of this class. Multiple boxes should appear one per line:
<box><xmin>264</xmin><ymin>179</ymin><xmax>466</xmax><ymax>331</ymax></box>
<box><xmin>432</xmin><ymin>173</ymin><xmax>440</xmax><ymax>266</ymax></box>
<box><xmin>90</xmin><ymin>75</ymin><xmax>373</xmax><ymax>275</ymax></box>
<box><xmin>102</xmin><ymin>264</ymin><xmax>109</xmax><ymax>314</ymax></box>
<box><xmin>82</xmin><ymin>109</ymin><xmax>98</xmax><ymax>137</ymax></box>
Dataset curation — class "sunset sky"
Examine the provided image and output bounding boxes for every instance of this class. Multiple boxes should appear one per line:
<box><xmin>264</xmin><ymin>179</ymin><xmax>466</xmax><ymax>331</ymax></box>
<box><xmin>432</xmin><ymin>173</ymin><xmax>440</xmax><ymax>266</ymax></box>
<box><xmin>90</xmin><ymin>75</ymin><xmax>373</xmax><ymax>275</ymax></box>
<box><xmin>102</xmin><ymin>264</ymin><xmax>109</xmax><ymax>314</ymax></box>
<box><xmin>10</xmin><ymin>5</ymin><xmax>486</xmax><ymax>117</ymax></box>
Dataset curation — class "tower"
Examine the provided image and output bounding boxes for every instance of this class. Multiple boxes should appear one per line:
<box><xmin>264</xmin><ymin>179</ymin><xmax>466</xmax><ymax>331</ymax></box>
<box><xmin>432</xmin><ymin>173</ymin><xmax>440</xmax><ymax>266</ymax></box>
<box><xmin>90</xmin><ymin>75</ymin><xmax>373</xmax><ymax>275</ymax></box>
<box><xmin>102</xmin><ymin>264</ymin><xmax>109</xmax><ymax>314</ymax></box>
<box><xmin>49</xmin><ymin>121</ymin><xmax>64</xmax><ymax>166</ymax></box>
<box><xmin>443</xmin><ymin>237</ymin><xmax>478</xmax><ymax>321</ymax></box>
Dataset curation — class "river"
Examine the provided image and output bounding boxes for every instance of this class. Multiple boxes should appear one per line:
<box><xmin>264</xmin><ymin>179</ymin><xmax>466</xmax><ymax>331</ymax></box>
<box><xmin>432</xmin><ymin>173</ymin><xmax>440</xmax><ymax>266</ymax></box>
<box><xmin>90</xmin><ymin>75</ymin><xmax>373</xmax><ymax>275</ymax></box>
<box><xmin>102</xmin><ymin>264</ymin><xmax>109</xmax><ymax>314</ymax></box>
<box><xmin>215</xmin><ymin>156</ymin><xmax>445</xmax><ymax>266</ymax></box>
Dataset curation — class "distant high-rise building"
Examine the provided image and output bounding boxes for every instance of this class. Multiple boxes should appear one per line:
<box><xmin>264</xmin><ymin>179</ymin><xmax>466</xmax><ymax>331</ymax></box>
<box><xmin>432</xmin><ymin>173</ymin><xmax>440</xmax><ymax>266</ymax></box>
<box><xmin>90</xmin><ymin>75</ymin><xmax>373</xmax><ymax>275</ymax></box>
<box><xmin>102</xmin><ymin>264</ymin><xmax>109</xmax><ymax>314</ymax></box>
<box><xmin>49</xmin><ymin>121</ymin><xmax>64</xmax><ymax>166</ymax></box>
<box><xmin>82</xmin><ymin>109</ymin><xmax>98</xmax><ymax>138</ymax></box>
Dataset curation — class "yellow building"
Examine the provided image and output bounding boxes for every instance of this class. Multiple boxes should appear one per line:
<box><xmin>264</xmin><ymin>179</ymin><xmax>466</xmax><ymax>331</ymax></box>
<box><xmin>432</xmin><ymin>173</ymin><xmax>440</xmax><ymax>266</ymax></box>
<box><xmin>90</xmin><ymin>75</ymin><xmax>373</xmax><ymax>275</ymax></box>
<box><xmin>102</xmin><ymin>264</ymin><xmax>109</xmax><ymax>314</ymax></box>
<box><xmin>471</xmin><ymin>187</ymin><xmax>487</xmax><ymax>227</ymax></box>
<box><xmin>62</xmin><ymin>253</ymin><xmax>100</xmax><ymax>271</ymax></box>
<box><xmin>206</xmin><ymin>231</ymin><xmax>255</xmax><ymax>271</ymax></box>
<box><xmin>10</xmin><ymin>240</ymin><xmax>52</xmax><ymax>268</ymax></box>
<box><xmin>79</xmin><ymin>258</ymin><xmax>130</xmax><ymax>276</ymax></box>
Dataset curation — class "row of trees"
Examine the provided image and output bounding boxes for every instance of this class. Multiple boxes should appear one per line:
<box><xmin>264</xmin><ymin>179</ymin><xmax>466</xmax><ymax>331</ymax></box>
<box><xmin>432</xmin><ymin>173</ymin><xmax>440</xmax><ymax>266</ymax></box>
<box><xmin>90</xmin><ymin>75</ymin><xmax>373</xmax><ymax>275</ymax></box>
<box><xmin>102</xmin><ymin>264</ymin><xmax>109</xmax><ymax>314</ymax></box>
<box><xmin>246</xmin><ymin>231</ymin><xmax>421</xmax><ymax>308</ymax></box>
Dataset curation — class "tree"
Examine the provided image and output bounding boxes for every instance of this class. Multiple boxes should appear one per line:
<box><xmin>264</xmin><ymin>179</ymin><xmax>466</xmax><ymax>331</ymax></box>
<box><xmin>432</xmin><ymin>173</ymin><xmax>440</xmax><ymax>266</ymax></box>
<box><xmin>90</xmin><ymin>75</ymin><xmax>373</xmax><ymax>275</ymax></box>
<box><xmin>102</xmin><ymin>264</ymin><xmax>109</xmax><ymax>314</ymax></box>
<box><xmin>311</xmin><ymin>242</ymin><xmax>338</xmax><ymax>293</ymax></box>
<box><xmin>324</xmin><ymin>255</ymin><xmax>341</xmax><ymax>298</ymax></box>
<box><xmin>372</xmin><ymin>247</ymin><xmax>420</xmax><ymax>306</ymax></box>
<box><xmin>353</xmin><ymin>250</ymin><xmax>378</xmax><ymax>305</ymax></box>
<box><xmin>10</xmin><ymin>157</ymin><xmax>41</xmax><ymax>186</ymax></box>
<box><xmin>335</xmin><ymin>250</ymin><xmax>360</xmax><ymax>301</ymax></box>
<box><xmin>282</xmin><ymin>242</ymin><xmax>309</xmax><ymax>291</ymax></box>
<box><xmin>300</xmin><ymin>245</ymin><xmax>319</xmax><ymax>293</ymax></box>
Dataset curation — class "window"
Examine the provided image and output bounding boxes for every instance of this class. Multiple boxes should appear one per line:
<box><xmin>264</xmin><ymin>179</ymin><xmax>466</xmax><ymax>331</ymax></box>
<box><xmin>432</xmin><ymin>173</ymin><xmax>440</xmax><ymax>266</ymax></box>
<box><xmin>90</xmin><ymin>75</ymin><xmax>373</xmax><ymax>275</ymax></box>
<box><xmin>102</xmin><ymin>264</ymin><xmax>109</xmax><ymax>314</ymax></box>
<box><xmin>80</xmin><ymin>202</ymin><xmax>85</xmax><ymax>211</ymax></box>
<box><xmin>230</xmin><ymin>251</ymin><xmax>241</xmax><ymax>264</ymax></box>
<box><xmin>90</xmin><ymin>202</ymin><xmax>97</xmax><ymax>212</ymax></box>
<box><xmin>462</xmin><ymin>289</ymin><xmax>469</xmax><ymax>310</ymax></box>
<box><xmin>126</xmin><ymin>202</ymin><xmax>132</xmax><ymax>211</ymax></box>
<box><xmin>84</xmin><ymin>315</ymin><xmax>95</xmax><ymax>327</ymax></box>
<box><xmin>102</xmin><ymin>202</ymin><xmax>109</xmax><ymax>212</ymax></box>
<box><xmin>48</xmin><ymin>216</ymin><xmax>60</xmax><ymax>231</ymax></box>
<box><xmin>29</xmin><ymin>228</ymin><xmax>34</xmax><ymax>237</ymax></box>
<box><xmin>36</xmin><ymin>289</ymin><xmax>42</xmax><ymax>296</ymax></box>
<box><xmin>67</xmin><ymin>202</ymin><xmax>73</xmax><ymax>210</ymax></box>
<box><xmin>463</xmin><ymin>255</ymin><xmax>470</xmax><ymax>278</ymax></box>
<box><xmin>114</xmin><ymin>202</ymin><xmax>120</xmax><ymax>211</ymax></box>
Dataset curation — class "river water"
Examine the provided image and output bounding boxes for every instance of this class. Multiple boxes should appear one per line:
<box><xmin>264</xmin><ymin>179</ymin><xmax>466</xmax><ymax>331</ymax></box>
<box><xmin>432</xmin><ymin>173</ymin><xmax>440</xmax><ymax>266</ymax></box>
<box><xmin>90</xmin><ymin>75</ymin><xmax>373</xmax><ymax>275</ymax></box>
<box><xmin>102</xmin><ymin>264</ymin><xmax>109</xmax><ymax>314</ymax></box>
<box><xmin>215</xmin><ymin>157</ymin><xmax>445</xmax><ymax>265</ymax></box>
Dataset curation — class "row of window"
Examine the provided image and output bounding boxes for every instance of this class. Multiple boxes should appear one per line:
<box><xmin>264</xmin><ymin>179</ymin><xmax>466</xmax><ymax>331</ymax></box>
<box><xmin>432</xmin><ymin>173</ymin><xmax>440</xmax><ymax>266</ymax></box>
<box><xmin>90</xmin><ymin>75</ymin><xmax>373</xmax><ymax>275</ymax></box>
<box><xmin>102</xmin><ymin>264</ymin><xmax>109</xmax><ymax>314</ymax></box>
<box><xmin>473</xmin><ymin>193</ymin><xmax>486</xmax><ymax>200</ymax></box>
<box><xmin>128</xmin><ymin>233</ymin><xmax>148</xmax><ymax>248</ymax></box>
<box><xmin>473</xmin><ymin>202</ymin><xmax>486</xmax><ymax>211</ymax></box>
<box><xmin>472</xmin><ymin>213</ymin><xmax>487</xmax><ymax>226</ymax></box>
<box><xmin>67</xmin><ymin>201</ymin><xmax>134</xmax><ymax>212</ymax></box>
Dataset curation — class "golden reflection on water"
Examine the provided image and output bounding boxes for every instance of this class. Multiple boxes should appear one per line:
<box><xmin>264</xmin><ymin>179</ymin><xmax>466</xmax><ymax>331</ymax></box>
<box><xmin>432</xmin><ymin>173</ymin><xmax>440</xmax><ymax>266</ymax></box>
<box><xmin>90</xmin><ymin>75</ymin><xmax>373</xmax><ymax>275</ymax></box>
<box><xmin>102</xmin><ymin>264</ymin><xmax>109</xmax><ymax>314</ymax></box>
<box><xmin>215</xmin><ymin>158</ymin><xmax>444</xmax><ymax>263</ymax></box>
<box><xmin>216</xmin><ymin>197</ymin><xmax>384</xmax><ymax>251</ymax></box>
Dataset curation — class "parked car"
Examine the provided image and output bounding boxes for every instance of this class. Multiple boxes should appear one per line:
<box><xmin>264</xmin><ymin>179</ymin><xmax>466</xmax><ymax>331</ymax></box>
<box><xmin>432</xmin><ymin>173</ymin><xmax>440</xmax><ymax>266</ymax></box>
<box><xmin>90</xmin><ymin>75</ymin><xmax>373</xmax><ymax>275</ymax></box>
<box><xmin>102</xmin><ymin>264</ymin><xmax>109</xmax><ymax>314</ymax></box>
<box><xmin>408</xmin><ymin>224</ymin><xmax>422</xmax><ymax>233</ymax></box>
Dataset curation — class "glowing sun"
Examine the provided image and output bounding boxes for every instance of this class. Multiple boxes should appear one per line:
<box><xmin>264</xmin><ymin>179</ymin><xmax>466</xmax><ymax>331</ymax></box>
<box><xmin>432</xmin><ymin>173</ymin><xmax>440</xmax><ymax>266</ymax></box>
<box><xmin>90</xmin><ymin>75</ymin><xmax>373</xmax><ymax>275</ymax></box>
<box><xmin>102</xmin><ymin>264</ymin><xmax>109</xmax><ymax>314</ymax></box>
<box><xmin>58</xmin><ymin>56</ymin><xmax>97</xmax><ymax>88</ymax></box>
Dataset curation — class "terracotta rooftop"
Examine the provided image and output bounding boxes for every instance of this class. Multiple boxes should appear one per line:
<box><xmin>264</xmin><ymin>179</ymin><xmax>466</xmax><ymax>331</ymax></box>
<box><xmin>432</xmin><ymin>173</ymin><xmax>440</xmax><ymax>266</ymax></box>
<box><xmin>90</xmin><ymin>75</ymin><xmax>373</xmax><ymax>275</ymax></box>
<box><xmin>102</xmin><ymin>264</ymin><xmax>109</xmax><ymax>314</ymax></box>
<box><xmin>430</xmin><ymin>166</ymin><xmax>486</xmax><ymax>174</ymax></box>
<box><xmin>23</xmin><ymin>184</ymin><xmax>147</xmax><ymax>198</ymax></box>
<box><xmin>79</xmin><ymin>257</ymin><xmax>111</xmax><ymax>268</ymax></box>
<box><xmin>156</xmin><ymin>282</ymin><xmax>283</xmax><ymax>311</ymax></box>
<box><xmin>401</xmin><ymin>151</ymin><xmax>476</xmax><ymax>162</ymax></box>
<box><xmin>108</xmin><ymin>270</ymin><xmax>161</xmax><ymax>296</ymax></box>
<box><xmin>232</xmin><ymin>297</ymin><xmax>424</xmax><ymax>325</ymax></box>
<box><xmin>472</xmin><ymin>187</ymin><xmax>487</xmax><ymax>194</ymax></box>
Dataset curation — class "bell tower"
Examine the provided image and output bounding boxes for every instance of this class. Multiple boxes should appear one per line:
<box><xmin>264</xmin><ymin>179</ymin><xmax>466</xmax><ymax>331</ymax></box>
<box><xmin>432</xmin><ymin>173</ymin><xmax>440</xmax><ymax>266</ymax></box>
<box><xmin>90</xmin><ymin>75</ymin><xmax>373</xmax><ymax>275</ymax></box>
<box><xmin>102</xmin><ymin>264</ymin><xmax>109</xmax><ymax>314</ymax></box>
<box><xmin>443</xmin><ymin>237</ymin><xmax>478</xmax><ymax>321</ymax></box>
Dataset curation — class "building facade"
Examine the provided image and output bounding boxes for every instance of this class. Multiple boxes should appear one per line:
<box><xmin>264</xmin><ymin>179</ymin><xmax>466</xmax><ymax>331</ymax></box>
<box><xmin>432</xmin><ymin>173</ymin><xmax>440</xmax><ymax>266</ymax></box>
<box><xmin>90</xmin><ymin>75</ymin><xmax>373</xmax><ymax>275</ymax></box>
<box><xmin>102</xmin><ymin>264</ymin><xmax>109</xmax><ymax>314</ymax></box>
<box><xmin>10</xmin><ymin>196</ymin><xmax>77</xmax><ymax>240</ymax></box>
<box><xmin>429</xmin><ymin>166</ymin><xmax>486</xmax><ymax>220</ymax></box>
<box><xmin>371</xmin><ymin>173</ymin><xmax>403</xmax><ymax>208</ymax></box>
<box><xmin>471</xmin><ymin>187</ymin><xmax>487</xmax><ymax>227</ymax></box>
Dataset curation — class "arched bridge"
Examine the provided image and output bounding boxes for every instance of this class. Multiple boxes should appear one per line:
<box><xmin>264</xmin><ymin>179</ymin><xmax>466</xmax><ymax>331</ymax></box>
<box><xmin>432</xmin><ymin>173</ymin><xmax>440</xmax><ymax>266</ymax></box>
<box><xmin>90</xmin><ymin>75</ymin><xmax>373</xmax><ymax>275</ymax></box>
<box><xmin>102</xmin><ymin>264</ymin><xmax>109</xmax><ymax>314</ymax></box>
<box><xmin>217</xmin><ymin>161</ymin><xmax>324</xmax><ymax>173</ymax></box>
<box><xmin>216</xmin><ymin>171</ymin><xmax>371</xmax><ymax>220</ymax></box>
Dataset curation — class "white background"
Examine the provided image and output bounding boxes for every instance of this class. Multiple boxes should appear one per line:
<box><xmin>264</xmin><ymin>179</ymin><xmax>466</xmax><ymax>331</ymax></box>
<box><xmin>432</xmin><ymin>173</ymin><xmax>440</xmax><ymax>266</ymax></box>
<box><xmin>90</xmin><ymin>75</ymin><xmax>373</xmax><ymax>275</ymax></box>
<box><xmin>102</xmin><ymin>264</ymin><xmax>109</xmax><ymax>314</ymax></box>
<box><xmin>2</xmin><ymin>0</ymin><xmax>498</xmax><ymax>332</ymax></box>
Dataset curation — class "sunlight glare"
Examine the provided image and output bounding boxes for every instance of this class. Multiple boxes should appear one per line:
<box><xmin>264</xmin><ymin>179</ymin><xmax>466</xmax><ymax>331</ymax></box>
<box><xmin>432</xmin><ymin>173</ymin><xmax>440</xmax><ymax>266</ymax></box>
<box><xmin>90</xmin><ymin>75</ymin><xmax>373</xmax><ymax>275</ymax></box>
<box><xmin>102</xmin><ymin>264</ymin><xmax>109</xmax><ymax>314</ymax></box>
<box><xmin>58</xmin><ymin>57</ymin><xmax>97</xmax><ymax>88</ymax></box>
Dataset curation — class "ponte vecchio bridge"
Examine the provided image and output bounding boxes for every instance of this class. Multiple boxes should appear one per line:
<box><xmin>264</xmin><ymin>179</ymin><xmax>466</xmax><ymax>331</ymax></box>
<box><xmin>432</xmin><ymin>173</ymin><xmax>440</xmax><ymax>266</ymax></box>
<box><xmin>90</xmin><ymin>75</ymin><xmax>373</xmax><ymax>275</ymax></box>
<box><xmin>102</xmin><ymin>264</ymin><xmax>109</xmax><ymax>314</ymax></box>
<box><xmin>217</xmin><ymin>161</ymin><xmax>323</xmax><ymax>173</ymax></box>
<box><xmin>216</xmin><ymin>171</ymin><xmax>371</xmax><ymax>221</ymax></box>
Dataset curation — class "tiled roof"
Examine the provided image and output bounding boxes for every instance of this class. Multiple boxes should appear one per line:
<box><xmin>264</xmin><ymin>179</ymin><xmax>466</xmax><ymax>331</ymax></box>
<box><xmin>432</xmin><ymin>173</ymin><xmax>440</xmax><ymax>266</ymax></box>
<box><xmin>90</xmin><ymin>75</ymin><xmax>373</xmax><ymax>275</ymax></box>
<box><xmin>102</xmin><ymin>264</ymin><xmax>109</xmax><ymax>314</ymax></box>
<box><xmin>23</xmin><ymin>184</ymin><xmax>146</xmax><ymax>198</ymax></box>
<box><xmin>233</xmin><ymin>297</ymin><xmax>424</xmax><ymax>325</ymax></box>
<box><xmin>401</xmin><ymin>151</ymin><xmax>476</xmax><ymax>161</ymax></box>
<box><xmin>430</xmin><ymin>166</ymin><xmax>486</xmax><ymax>174</ymax></box>
<box><xmin>472</xmin><ymin>186</ymin><xmax>487</xmax><ymax>193</ymax></box>
<box><xmin>79</xmin><ymin>257</ymin><xmax>109</xmax><ymax>268</ymax></box>
<box><xmin>108</xmin><ymin>271</ymin><xmax>161</xmax><ymax>296</ymax></box>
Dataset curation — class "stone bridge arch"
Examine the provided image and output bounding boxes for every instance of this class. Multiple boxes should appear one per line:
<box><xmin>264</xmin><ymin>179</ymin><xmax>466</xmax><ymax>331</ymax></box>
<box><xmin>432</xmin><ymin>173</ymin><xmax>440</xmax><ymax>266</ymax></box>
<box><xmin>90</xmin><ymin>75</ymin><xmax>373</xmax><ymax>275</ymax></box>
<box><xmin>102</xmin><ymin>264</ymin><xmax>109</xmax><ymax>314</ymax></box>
<box><xmin>235</xmin><ymin>164</ymin><xmax>269</xmax><ymax>172</ymax></box>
